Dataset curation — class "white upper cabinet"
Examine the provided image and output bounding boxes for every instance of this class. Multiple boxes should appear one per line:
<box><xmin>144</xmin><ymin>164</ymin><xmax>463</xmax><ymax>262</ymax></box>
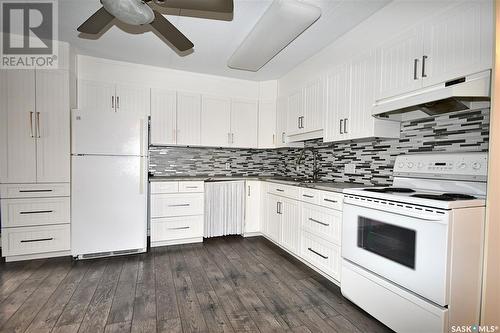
<box><xmin>376</xmin><ymin>1</ymin><xmax>493</xmax><ymax>101</ymax></box>
<box><xmin>177</xmin><ymin>92</ymin><xmax>201</xmax><ymax>146</ymax></box>
<box><xmin>78</xmin><ymin>79</ymin><xmax>115</xmax><ymax>113</ymax></box>
<box><xmin>325</xmin><ymin>63</ymin><xmax>351</xmax><ymax>143</ymax></box>
<box><xmin>115</xmin><ymin>84</ymin><xmax>150</xmax><ymax>116</ymax></box>
<box><xmin>230</xmin><ymin>99</ymin><xmax>258</xmax><ymax>148</ymax></box>
<box><xmin>376</xmin><ymin>27</ymin><xmax>423</xmax><ymax>100</ymax></box>
<box><xmin>1</xmin><ymin>70</ymin><xmax>37</xmax><ymax>183</ymax></box>
<box><xmin>0</xmin><ymin>69</ymin><xmax>70</xmax><ymax>184</ymax></box>
<box><xmin>201</xmin><ymin>96</ymin><xmax>231</xmax><ymax>147</ymax></box>
<box><xmin>258</xmin><ymin>99</ymin><xmax>277</xmax><ymax>149</ymax></box>
<box><xmin>150</xmin><ymin>88</ymin><xmax>177</xmax><ymax>145</ymax></box>
<box><xmin>287</xmin><ymin>90</ymin><xmax>304</xmax><ymax>136</ymax></box>
<box><xmin>35</xmin><ymin>70</ymin><xmax>70</xmax><ymax>183</ymax></box>
<box><xmin>421</xmin><ymin>1</ymin><xmax>493</xmax><ymax>87</ymax></box>
<box><xmin>303</xmin><ymin>77</ymin><xmax>326</xmax><ymax>133</ymax></box>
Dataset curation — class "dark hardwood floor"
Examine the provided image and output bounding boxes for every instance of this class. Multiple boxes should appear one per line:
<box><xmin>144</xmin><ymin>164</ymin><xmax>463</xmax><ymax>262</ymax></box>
<box><xmin>0</xmin><ymin>236</ymin><xmax>392</xmax><ymax>333</ymax></box>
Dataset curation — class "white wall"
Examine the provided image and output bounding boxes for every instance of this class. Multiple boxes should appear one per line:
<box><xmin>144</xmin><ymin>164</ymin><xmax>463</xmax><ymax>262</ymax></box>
<box><xmin>77</xmin><ymin>55</ymin><xmax>263</xmax><ymax>100</ymax></box>
<box><xmin>278</xmin><ymin>0</ymin><xmax>459</xmax><ymax>97</ymax></box>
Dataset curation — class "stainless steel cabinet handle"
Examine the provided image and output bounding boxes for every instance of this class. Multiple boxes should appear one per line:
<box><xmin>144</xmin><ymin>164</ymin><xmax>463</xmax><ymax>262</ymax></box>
<box><xmin>272</xmin><ymin>134</ymin><xmax>275</xmax><ymax>145</ymax></box>
<box><xmin>282</xmin><ymin>132</ymin><xmax>285</xmax><ymax>144</ymax></box>
<box><xmin>308</xmin><ymin>248</ymin><xmax>328</xmax><ymax>259</ymax></box>
<box><xmin>303</xmin><ymin>194</ymin><xmax>314</xmax><ymax>198</ymax></box>
<box><xmin>111</xmin><ymin>96</ymin><xmax>114</xmax><ymax>109</ymax></box>
<box><xmin>340</xmin><ymin>119</ymin><xmax>343</xmax><ymax>134</ymax></box>
<box><xmin>168</xmin><ymin>204</ymin><xmax>190</xmax><ymax>207</ymax></box>
<box><xmin>185</xmin><ymin>186</ymin><xmax>199</xmax><ymax>189</ymax></box>
<box><xmin>116</xmin><ymin>96</ymin><xmax>120</xmax><ymax>109</ymax></box>
<box><xmin>309</xmin><ymin>218</ymin><xmax>329</xmax><ymax>227</ymax></box>
<box><xmin>413</xmin><ymin>58</ymin><xmax>419</xmax><ymax>80</ymax></box>
<box><xmin>29</xmin><ymin>112</ymin><xmax>34</xmax><ymax>138</ymax></box>
<box><xmin>231</xmin><ymin>133</ymin><xmax>234</xmax><ymax>144</ymax></box>
<box><xmin>228</xmin><ymin>133</ymin><xmax>231</xmax><ymax>144</ymax></box>
<box><xmin>168</xmin><ymin>226</ymin><xmax>190</xmax><ymax>230</ymax></box>
<box><xmin>248</xmin><ymin>185</ymin><xmax>251</xmax><ymax>196</ymax></box>
<box><xmin>21</xmin><ymin>237</ymin><xmax>53</xmax><ymax>243</ymax></box>
<box><xmin>278</xmin><ymin>202</ymin><xmax>283</xmax><ymax>214</ymax></box>
<box><xmin>19</xmin><ymin>210</ymin><xmax>53</xmax><ymax>215</ymax></box>
<box><xmin>298</xmin><ymin>117</ymin><xmax>301</xmax><ymax>129</ymax></box>
<box><xmin>276</xmin><ymin>188</ymin><xmax>284</xmax><ymax>192</ymax></box>
<box><xmin>276</xmin><ymin>202</ymin><xmax>280</xmax><ymax>214</ymax></box>
<box><xmin>36</xmin><ymin>112</ymin><xmax>40</xmax><ymax>138</ymax></box>
<box><xmin>324</xmin><ymin>198</ymin><xmax>338</xmax><ymax>203</ymax></box>
<box><xmin>19</xmin><ymin>189</ymin><xmax>53</xmax><ymax>193</ymax></box>
<box><xmin>344</xmin><ymin>118</ymin><xmax>348</xmax><ymax>134</ymax></box>
<box><xmin>422</xmin><ymin>55</ymin><xmax>428</xmax><ymax>78</ymax></box>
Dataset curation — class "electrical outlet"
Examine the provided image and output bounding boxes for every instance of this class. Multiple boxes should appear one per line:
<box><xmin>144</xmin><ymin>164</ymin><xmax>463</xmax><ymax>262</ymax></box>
<box><xmin>345</xmin><ymin>163</ymin><xmax>356</xmax><ymax>174</ymax></box>
<box><xmin>225</xmin><ymin>162</ymin><xmax>231</xmax><ymax>170</ymax></box>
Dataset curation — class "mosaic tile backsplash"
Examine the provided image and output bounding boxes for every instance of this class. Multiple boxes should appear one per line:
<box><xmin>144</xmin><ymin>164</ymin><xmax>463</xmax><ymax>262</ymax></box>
<box><xmin>149</xmin><ymin>107</ymin><xmax>490</xmax><ymax>185</ymax></box>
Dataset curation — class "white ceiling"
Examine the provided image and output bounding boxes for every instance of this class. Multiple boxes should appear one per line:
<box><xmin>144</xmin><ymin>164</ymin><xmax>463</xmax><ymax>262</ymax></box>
<box><xmin>59</xmin><ymin>0</ymin><xmax>390</xmax><ymax>81</ymax></box>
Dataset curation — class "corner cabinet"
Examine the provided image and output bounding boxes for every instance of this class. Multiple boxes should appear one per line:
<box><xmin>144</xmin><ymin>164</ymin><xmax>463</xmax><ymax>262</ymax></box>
<box><xmin>324</xmin><ymin>52</ymin><xmax>400</xmax><ymax>143</ymax></box>
<box><xmin>376</xmin><ymin>0</ymin><xmax>493</xmax><ymax>101</ymax></box>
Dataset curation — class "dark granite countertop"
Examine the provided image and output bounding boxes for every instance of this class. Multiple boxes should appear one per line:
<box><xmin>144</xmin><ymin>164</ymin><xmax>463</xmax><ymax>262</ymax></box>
<box><xmin>149</xmin><ymin>176</ymin><xmax>367</xmax><ymax>193</ymax></box>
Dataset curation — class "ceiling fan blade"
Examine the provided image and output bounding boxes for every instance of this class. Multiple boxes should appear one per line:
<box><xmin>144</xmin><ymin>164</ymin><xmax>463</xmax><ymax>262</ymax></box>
<box><xmin>150</xmin><ymin>10</ymin><xmax>194</xmax><ymax>51</ymax></box>
<box><xmin>77</xmin><ymin>7</ymin><xmax>115</xmax><ymax>34</ymax></box>
<box><xmin>154</xmin><ymin>0</ymin><xmax>233</xmax><ymax>13</ymax></box>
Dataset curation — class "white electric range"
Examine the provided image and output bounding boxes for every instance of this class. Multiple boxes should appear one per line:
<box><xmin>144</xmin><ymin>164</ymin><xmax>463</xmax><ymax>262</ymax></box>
<box><xmin>340</xmin><ymin>152</ymin><xmax>488</xmax><ymax>333</ymax></box>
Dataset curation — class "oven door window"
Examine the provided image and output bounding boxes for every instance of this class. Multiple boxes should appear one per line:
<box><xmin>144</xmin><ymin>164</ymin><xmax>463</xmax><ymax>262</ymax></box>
<box><xmin>357</xmin><ymin>217</ymin><xmax>416</xmax><ymax>269</ymax></box>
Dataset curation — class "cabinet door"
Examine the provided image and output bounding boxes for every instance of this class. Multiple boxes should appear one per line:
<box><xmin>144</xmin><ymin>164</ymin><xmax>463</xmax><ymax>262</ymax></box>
<box><xmin>1</xmin><ymin>70</ymin><xmax>37</xmax><ymax>183</ymax></box>
<box><xmin>376</xmin><ymin>27</ymin><xmax>423</xmax><ymax>100</ymax></box>
<box><xmin>303</xmin><ymin>77</ymin><xmax>325</xmax><ymax>133</ymax></box>
<box><xmin>78</xmin><ymin>79</ymin><xmax>115</xmax><ymax>113</ymax></box>
<box><xmin>422</xmin><ymin>1</ymin><xmax>493</xmax><ymax>87</ymax></box>
<box><xmin>280</xmin><ymin>197</ymin><xmax>301</xmax><ymax>254</ymax></box>
<box><xmin>35</xmin><ymin>70</ymin><xmax>70</xmax><ymax>183</ymax></box>
<box><xmin>267</xmin><ymin>194</ymin><xmax>282</xmax><ymax>243</ymax></box>
<box><xmin>258</xmin><ymin>100</ymin><xmax>277</xmax><ymax>149</ymax></box>
<box><xmin>201</xmin><ymin>96</ymin><xmax>231</xmax><ymax>147</ymax></box>
<box><xmin>245</xmin><ymin>181</ymin><xmax>261</xmax><ymax>234</ymax></box>
<box><xmin>177</xmin><ymin>92</ymin><xmax>201</xmax><ymax>146</ymax></box>
<box><xmin>275</xmin><ymin>97</ymin><xmax>288</xmax><ymax>148</ymax></box>
<box><xmin>150</xmin><ymin>88</ymin><xmax>177</xmax><ymax>145</ymax></box>
<box><xmin>231</xmin><ymin>99</ymin><xmax>258</xmax><ymax>148</ymax></box>
<box><xmin>324</xmin><ymin>63</ymin><xmax>350</xmax><ymax>143</ymax></box>
<box><xmin>348</xmin><ymin>52</ymin><xmax>376</xmax><ymax>140</ymax></box>
<box><xmin>115</xmin><ymin>84</ymin><xmax>151</xmax><ymax>116</ymax></box>
<box><xmin>286</xmin><ymin>90</ymin><xmax>304</xmax><ymax>136</ymax></box>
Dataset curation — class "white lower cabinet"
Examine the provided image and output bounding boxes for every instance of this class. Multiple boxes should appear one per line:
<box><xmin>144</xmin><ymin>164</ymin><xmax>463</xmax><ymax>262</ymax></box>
<box><xmin>2</xmin><ymin>224</ymin><xmax>70</xmax><ymax>257</ymax></box>
<box><xmin>150</xmin><ymin>181</ymin><xmax>204</xmax><ymax>247</ymax></box>
<box><xmin>263</xmin><ymin>182</ymin><xmax>343</xmax><ymax>283</ymax></box>
<box><xmin>244</xmin><ymin>181</ymin><xmax>262</xmax><ymax>235</ymax></box>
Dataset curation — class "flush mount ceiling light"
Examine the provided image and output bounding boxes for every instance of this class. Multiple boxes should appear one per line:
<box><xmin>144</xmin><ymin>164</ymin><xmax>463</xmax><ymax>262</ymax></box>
<box><xmin>227</xmin><ymin>0</ymin><xmax>321</xmax><ymax>72</ymax></box>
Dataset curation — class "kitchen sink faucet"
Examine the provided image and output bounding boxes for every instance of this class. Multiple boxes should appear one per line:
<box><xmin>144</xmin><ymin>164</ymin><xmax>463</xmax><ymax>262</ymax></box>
<box><xmin>295</xmin><ymin>148</ymin><xmax>320</xmax><ymax>182</ymax></box>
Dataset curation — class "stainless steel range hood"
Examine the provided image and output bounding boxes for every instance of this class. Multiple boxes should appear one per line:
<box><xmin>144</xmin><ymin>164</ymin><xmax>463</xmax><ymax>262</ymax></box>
<box><xmin>372</xmin><ymin>70</ymin><xmax>491</xmax><ymax>121</ymax></box>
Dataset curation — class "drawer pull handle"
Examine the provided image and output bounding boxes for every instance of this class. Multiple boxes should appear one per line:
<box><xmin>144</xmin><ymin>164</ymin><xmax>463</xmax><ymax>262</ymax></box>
<box><xmin>185</xmin><ymin>186</ymin><xmax>199</xmax><ymax>189</ymax></box>
<box><xmin>324</xmin><ymin>198</ymin><xmax>338</xmax><ymax>203</ymax></box>
<box><xmin>168</xmin><ymin>204</ymin><xmax>190</xmax><ymax>207</ymax></box>
<box><xmin>303</xmin><ymin>194</ymin><xmax>314</xmax><ymax>198</ymax></box>
<box><xmin>309</xmin><ymin>218</ymin><xmax>329</xmax><ymax>227</ymax></box>
<box><xmin>308</xmin><ymin>248</ymin><xmax>328</xmax><ymax>259</ymax></box>
<box><xmin>19</xmin><ymin>189</ymin><xmax>53</xmax><ymax>193</ymax></box>
<box><xmin>20</xmin><ymin>210</ymin><xmax>54</xmax><ymax>215</ymax></box>
<box><xmin>168</xmin><ymin>226</ymin><xmax>190</xmax><ymax>230</ymax></box>
<box><xmin>276</xmin><ymin>189</ymin><xmax>284</xmax><ymax>192</ymax></box>
<box><xmin>21</xmin><ymin>237</ymin><xmax>54</xmax><ymax>243</ymax></box>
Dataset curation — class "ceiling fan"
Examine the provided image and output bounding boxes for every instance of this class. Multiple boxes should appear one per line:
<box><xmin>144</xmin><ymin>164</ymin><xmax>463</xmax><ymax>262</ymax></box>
<box><xmin>77</xmin><ymin>0</ymin><xmax>234</xmax><ymax>52</ymax></box>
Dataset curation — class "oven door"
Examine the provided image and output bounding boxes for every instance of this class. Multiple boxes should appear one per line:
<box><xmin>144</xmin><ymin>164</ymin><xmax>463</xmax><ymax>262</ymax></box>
<box><xmin>342</xmin><ymin>201</ymin><xmax>450</xmax><ymax>306</ymax></box>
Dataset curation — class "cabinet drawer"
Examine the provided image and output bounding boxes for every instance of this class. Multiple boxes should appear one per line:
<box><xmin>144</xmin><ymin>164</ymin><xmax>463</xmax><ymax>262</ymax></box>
<box><xmin>0</xmin><ymin>183</ymin><xmax>70</xmax><ymax>199</ymax></box>
<box><xmin>267</xmin><ymin>183</ymin><xmax>300</xmax><ymax>199</ymax></box>
<box><xmin>179</xmin><ymin>181</ymin><xmax>204</xmax><ymax>193</ymax></box>
<box><xmin>319</xmin><ymin>191</ymin><xmax>343</xmax><ymax>210</ymax></box>
<box><xmin>150</xmin><ymin>193</ymin><xmax>204</xmax><ymax>218</ymax></box>
<box><xmin>1</xmin><ymin>197</ymin><xmax>70</xmax><ymax>228</ymax></box>
<box><xmin>302</xmin><ymin>204</ymin><xmax>341</xmax><ymax>245</ymax></box>
<box><xmin>151</xmin><ymin>216</ymin><xmax>203</xmax><ymax>242</ymax></box>
<box><xmin>300</xmin><ymin>188</ymin><xmax>320</xmax><ymax>205</ymax></box>
<box><xmin>300</xmin><ymin>231</ymin><xmax>341</xmax><ymax>281</ymax></box>
<box><xmin>1</xmin><ymin>224</ymin><xmax>70</xmax><ymax>256</ymax></box>
<box><xmin>150</xmin><ymin>182</ymin><xmax>178</xmax><ymax>194</ymax></box>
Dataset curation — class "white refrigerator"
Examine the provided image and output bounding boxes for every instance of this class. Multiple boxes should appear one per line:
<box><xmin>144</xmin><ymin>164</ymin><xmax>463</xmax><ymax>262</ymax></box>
<box><xmin>71</xmin><ymin>109</ymin><xmax>148</xmax><ymax>259</ymax></box>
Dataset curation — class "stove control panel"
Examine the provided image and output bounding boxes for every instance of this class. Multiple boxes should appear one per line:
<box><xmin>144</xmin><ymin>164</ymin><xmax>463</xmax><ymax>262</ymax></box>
<box><xmin>394</xmin><ymin>152</ymin><xmax>488</xmax><ymax>179</ymax></box>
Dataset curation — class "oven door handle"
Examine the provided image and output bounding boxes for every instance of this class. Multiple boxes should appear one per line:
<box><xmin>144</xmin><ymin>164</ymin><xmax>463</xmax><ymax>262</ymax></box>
<box><xmin>344</xmin><ymin>202</ymin><xmax>447</xmax><ymax>223</ymax></box>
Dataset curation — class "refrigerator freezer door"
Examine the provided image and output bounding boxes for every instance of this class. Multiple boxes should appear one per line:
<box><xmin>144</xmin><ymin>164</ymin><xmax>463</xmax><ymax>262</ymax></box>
<box><xmin>71</xmin><ymin>155</ymin><xmax>147</xmax><ymax>256</ymax></box>
<box><xmin>72</xmin><ymin>109</ymin><xmax>147</xmax><ymax>156</ymax></box>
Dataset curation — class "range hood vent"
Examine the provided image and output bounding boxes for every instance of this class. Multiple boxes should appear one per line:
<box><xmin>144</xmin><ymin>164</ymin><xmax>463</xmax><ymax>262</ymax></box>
<box><xmin>373</xmin><ymin>70</ymin><xmax>491</xmax><ymax>122</ymax></box>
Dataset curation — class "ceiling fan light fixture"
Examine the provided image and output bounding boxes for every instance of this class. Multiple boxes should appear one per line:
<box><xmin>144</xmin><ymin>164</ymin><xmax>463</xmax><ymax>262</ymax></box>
<box><xmin>101</xmin><ymin>0</ymin><xmax>154</xmax><ymax>25</ymax></box>
<box><xmin>227</xmin><ymin>0</ymin><xmax>321</xmax><ymax>72</ymax></box>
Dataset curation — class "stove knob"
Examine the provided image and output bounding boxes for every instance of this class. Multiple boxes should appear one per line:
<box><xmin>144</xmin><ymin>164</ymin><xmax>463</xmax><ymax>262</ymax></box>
<box><xmin>407</xmin><ymin>162</ymin><xmax>414</xmax><ymax>168</ymax></box>
<box><xmin>458</xmin><ymin>162</ymin><xmax>467</xmax><ymax>169</ymax></box>
<box><xmin>398</xmin><ymin>162</ymin><xmax>405</xmax><ymax>168</ymax></box>
<box><xmin>472</xmin><ymin>162</ymin><xmax>481</xmax><ymax>170</ymax></box>
<box><xmin>417</xmin><ymin>162</ymin><xmax>424</xmax><ymax>169</ymax></box>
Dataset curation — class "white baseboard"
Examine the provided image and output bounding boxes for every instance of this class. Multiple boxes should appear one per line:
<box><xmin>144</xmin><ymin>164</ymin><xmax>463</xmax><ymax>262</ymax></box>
<box><xmin>5</xmin><ymin>250</ymin><xmax>71</xmax><ymax>262</ymax></box>
<box><xmin>243</xmin><ymin>232</ymin><xmax>263</xmax><ymax>238</ymax></box>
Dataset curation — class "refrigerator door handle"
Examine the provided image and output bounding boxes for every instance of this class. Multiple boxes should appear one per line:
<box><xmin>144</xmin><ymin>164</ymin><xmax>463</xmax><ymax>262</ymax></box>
<box><xmin>139</xmin><ymin>156</ymin><xmax>144</xmax><ymax>194</ymax></box>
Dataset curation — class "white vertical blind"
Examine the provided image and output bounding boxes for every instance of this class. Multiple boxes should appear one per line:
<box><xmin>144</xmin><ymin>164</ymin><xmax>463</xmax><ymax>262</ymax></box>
<box><xmin>204</xmin><ymin>181</ymin><xmax>245</xmax><ymax>238</ymax></box>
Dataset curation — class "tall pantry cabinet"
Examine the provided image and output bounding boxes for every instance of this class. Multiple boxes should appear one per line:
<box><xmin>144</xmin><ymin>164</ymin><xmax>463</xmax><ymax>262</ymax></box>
<box><xmin>0</xmin><ymin>58</ymin><xmax>72</xmax><ymax>261</ymax></box>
